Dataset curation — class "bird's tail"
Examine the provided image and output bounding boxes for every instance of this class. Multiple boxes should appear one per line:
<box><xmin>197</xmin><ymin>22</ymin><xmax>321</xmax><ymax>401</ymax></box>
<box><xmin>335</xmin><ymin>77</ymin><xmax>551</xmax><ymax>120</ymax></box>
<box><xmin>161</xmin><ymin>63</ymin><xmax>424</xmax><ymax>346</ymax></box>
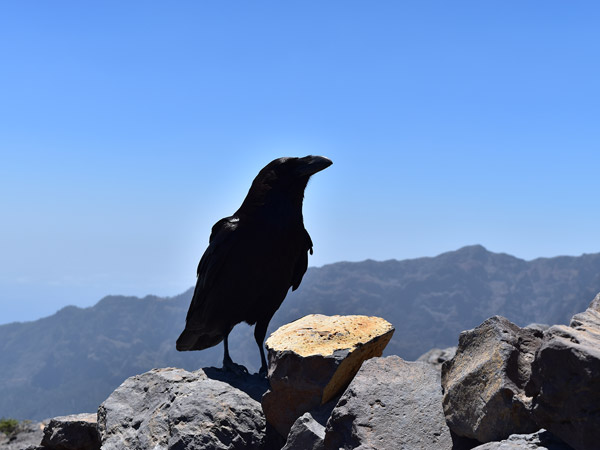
<box><xmin>176</xmin><ymin>328</ymin><xmax>224</xmax><ymax>351</ymax></box>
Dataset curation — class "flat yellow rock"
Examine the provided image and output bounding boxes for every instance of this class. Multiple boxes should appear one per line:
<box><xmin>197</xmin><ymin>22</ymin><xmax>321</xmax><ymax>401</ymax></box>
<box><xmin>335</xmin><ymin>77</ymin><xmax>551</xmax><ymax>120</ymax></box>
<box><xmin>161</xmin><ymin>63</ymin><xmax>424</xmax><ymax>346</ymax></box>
<box><xmin>266</xmin><ymin>314</ymin><xmax>394</xmax><ymax>357</ymax></box>
<box><xmin>263</xmin><ymin>314</ymin><xmax>395</xmax><ymax>435</ymax></box>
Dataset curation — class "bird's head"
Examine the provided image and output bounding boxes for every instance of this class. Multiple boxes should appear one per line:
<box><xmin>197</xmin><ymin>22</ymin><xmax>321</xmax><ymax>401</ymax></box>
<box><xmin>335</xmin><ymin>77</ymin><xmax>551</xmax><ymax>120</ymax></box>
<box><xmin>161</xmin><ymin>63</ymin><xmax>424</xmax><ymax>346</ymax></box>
<box><xmin>260</xmin><ymin>155</ymin><xmax>333</xmax><ymax>183</ymax></box>
<box><xmin>240</xmin><ymin>155</ymin><xmax>333</xmax><ymax>213</ymax></box>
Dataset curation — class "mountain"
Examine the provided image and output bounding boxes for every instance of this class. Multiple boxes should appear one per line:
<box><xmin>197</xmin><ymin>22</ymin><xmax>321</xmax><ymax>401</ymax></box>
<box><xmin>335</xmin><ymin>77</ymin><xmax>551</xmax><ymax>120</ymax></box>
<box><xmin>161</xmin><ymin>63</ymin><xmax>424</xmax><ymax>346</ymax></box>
<box><xmin>1</xmin><ymin>245</ymin><xmax>600</xmax><ymax>420</ymax></box>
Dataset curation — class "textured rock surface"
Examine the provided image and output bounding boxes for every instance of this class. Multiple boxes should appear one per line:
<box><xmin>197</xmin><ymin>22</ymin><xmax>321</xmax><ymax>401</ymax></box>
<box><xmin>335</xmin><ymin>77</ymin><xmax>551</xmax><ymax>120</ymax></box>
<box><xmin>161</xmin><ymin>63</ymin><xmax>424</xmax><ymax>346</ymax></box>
<box><xmin>442</xmin><ymin>315</ymin><xmax>541</xmax><ymax>443</ymax></box>
<box><xmin>417</xmin><ymin>346</ymin><xmax>457</xmax><ymax>370</ymax></box>
<box><xmin>527</xmin><ymin>293</ymin><xmax>600</xmax><ymax>450</ymax></box>
<box><xmin>98</xmin><ymin>367</ymin><xmax>267</xmax><ymax>450</ymax></box>
<box><xmin>40</xmin><ymin>413</ymin><xmax>99</xmax><ymax>450</ymax></box>
<box><xmin>324</xmin><ymin>356</ymin><xmax>452</xmax><ymax>450</ymax></box>
<box><xmin>524</xmin><ymin>323</ymin><xmax>551</xmax><ymax>334</ymax></box>
<box><xmin>262</xmin><ymin>314</ymin><xmax>394</xmax><ymax>437</ymax></box>
<box><xmin>282</xmin><ymin>412</ymin><xmax>325</xmax><ymax>450</ymax></box>
<box><xmin>472</xmin><ymin>429</ymin><xmax>573</xmax><ymax>450</ymax></box>
<box><xmin>0</xmin><ymin>421</ymin><xmax>46</xmax><ymax>450</ymax></box>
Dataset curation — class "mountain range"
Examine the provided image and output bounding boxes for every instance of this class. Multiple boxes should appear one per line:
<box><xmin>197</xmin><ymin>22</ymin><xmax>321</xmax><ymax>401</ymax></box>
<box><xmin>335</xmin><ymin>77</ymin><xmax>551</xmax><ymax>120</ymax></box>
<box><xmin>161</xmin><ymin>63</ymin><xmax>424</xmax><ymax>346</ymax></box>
<box><xmin>1</xmin><ymin>245</ymin><xmax>599</xmax><ymax>421</ymax></box>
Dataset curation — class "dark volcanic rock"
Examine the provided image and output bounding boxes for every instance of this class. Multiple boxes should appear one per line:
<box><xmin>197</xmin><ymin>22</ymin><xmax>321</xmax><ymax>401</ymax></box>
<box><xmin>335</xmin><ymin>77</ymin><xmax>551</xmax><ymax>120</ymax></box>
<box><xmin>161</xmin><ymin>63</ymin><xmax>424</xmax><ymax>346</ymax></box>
<box><xmin>282</xmin><ymin>412</ymin><xmax>325</xmax><ymax>450</ymax></box>
<box><xmin>527</xmin><ymin>293</ymin><xmax>600</xmax><ymax>450</ymax></box>
<box><xmin>472</xmin><ymin>429</ymin><xmax>573</xmax><ymax>449</ymax></box>
<box><xmin>324</xmin><ymin>356</ymin><xmax>452</xmax><ymax>450</ymax></box>
<box><xmin>524</xmin><ymin>323</ymin><xmax>551</xmax><ymax>334</ymax></box>
<box><xmin>442</xmin><ymin>316</ymin><xmax>541</xmax><ymax>443</ymax></box>
<box><xmin>201</xmin><ymin>366</ymin><xmax>270</xmax><ymax>402</ymax></box>
<box><xmin>97</xmin><ymin>367</ymin><xmax>266</xmax><ymax>450</ymax></box>
<box><xmin>40</xmin><ymin>413</ymin><xmax>99</xmax><ymax>450</ymax></box>
<box><xmin>417</xmin><ymin>346</ymin><xmax>457</xmax><ymax>370</ymax></box>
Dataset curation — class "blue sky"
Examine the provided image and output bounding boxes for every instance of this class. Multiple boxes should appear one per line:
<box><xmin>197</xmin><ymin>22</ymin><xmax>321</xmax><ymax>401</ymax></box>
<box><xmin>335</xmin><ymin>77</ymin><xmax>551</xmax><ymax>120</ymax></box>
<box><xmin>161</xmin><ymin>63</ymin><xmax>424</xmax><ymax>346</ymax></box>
<box><xmin>1</xmin><ymin>2</ymin><xmax>599</xmax><ymax>324</ymax></box>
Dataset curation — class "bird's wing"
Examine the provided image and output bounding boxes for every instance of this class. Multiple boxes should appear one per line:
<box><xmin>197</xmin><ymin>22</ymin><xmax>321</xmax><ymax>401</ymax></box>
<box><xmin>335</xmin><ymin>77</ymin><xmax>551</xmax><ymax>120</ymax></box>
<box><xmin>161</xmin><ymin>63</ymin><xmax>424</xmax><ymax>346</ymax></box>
<box><xmin>291</xmin><ymin>228</ymin><xmax>313</xmax><ymax>291</ymax></box>
<box><xmin>197</xmin><ymin>216</ymin><xmax>239</xmax><ymax>278</ymax></box>
<box><xmin>187</xmin><ymin>216</ymin><xmax>239</xmax><ymax>321</ymax></box>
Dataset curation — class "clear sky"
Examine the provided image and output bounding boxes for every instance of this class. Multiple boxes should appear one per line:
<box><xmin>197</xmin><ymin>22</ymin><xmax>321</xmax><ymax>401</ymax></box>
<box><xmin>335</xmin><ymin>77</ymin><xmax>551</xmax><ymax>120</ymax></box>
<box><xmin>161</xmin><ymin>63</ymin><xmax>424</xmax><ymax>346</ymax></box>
<box><xmin>1</xmin><ymin>1</ymin><xmax>599</xmax><ymax>324</ymax></box>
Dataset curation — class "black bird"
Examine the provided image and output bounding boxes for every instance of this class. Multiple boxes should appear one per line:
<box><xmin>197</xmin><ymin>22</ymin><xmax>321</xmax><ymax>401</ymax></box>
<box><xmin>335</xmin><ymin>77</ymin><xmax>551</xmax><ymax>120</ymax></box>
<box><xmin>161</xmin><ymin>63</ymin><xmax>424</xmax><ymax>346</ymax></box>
<box><xmin>176</xmin><ymin>155</ymin><xmax>332</xmax><ymax>374</ymax></box>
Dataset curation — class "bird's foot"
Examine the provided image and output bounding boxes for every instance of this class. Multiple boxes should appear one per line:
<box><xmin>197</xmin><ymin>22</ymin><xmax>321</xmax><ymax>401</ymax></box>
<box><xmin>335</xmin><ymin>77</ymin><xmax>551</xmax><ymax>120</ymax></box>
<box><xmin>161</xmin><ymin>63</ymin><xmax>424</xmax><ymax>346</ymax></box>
<box><xmin>258</xmin><ymin>364</ymin><xmax>268</xmax><ymax>378</ymax></box>
<box><xmin>222</xmin><ymin>358</ymin><xmax>249</xmax><ymax>376</ymax></box>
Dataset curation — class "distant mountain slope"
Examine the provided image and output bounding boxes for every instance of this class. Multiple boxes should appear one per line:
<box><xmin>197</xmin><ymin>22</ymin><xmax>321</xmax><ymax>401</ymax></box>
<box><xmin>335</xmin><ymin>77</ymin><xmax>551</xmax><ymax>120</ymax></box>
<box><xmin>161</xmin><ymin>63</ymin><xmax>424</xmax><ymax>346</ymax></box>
<box><xmin>1</xmin><ymin>245</ymin><xmax>599</xmax><ymax>420</ymax></box>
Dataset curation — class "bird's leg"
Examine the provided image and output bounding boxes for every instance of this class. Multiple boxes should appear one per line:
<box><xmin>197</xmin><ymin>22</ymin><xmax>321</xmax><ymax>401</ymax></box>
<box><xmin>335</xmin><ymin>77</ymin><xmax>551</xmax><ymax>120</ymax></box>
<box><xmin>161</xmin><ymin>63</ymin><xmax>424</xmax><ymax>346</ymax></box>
<box><xmin>254</xmin><ymin>320</ymin><xmax>270</xmax><ymax>376</ymax></box>
<box><xmin>222</xmin><ymin>332</ymin><xmax>248</xmax><ymax>375</ymax></box>
<box><xmin>223</xmin><ymin>333</ymin><xmax>233</xmax><ymax>366</ymax></box>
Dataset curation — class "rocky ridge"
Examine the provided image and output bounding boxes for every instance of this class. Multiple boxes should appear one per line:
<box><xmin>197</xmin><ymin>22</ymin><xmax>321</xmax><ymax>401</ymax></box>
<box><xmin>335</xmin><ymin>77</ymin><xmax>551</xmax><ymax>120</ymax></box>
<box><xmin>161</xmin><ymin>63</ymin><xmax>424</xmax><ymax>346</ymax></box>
<box><xmin>5</xmin><ymin>293</ymin><xmax>600</xmax><ymax>450</ymax></box>
<box><xmin>4</xmin><ymin>245</ymin><xmax>600</xmax><ymax>422</ymax></box>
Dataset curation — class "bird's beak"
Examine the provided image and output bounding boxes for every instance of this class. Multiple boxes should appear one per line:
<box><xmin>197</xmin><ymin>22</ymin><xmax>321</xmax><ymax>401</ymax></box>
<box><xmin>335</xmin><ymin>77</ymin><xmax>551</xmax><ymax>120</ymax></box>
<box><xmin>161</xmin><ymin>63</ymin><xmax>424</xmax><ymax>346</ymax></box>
<box><xmin>296</xmin><ymin>155</ymin><xmax>333</xmax><ymax>177</ymax></box>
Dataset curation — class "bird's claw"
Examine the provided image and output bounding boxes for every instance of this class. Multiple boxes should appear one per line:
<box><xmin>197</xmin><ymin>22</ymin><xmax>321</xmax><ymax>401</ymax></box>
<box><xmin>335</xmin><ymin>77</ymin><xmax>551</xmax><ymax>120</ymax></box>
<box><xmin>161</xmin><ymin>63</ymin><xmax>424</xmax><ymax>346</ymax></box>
<box><xmin>258</xmin><ymin>364</ymin><xmax>268</xmax><ymax>378</ymax></box>
<box><xmin>222</xmin><ymin>359</ymin><xmax>249</xmax><ymax>376</ymax></box>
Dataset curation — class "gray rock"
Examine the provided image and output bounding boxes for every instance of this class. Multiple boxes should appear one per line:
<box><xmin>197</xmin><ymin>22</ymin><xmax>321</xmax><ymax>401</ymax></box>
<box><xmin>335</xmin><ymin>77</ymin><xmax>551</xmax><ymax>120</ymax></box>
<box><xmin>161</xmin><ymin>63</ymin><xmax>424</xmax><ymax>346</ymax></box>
<box><xmin>0</xmin><ymin>420</ymin><xmax>46</xmax><ymax>450</ymax></box>
<box><xmin>303</xmin><ymin>395</ymin><xmax>341</xmax><ymax>429</ymax></box>
<box><xmin>324</xmin><ymin>356</ymin><xmax>452</xmax><ymax>450</ymax></box>
<box><xmin>282</xmin><ymin>412</ymin><xmax>325</xmax><ymax>450</ymax></box>
<box><xmin>40</xmin><ymin>413</ymin><xmax>99</xmax><ymax>450</ymax></box>
<box><xmin>441</xmin><ymin>315</ymin><xmax>541</xmax><ymax>443</ymax></box>
<box><xmin>98</xmin><ymin>367</ymin><xmax>266</xmax><ymax>450</ymax></box>
<box><xmin>527</xmin><ymin>293</ymin><xmax>600</xmax><ymax>450</ymax></box>
<box><xmin>524</xmin><ymin>323</ymin><xmax>551</xmax><ymax>333</ymax></box>
<box><xmin>262</xmin><ymin>352</ymin><xmax>342</xmax><ymax>439</ymax></box>
<box><xmin>472</xmin><ymin>429</ymin><xmax>573</xmax><ymax>449</ymax></box>
<box><xmin>417</xmin><ymin>346</ymin><xmax>457</xmax><ymax>370</ymax></box>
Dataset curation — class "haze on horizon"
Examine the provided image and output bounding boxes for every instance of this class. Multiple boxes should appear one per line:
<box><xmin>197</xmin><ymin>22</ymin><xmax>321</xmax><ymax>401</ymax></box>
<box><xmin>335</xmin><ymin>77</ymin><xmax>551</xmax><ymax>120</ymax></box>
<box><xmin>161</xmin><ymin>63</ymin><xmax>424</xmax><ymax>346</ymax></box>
<box><xmin>1</xmin><ymin>2</ymin><xmax>599</xmax><ymax>325</ymax></box>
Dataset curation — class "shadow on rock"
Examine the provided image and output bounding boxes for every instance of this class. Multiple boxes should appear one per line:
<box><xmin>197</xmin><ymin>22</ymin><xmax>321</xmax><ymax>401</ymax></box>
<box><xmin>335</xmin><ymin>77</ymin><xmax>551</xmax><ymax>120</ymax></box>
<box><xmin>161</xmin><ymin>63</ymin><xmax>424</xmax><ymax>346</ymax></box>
<box><xmin>203</xmin><ymin>366</ymin><xmax>270</xmax><ymax>403</ymax></box>
<box><xmin>450</xmin><ymin>430</ymin><xmax>482</xmax><ymax>450</ymax></box>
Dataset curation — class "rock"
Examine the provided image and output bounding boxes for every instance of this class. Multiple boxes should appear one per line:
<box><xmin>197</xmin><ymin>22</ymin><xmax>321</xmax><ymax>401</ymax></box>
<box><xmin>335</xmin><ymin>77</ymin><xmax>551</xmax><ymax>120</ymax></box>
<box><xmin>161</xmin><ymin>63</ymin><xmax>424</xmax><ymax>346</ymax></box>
<box><xmin>40</xmin><ymin>413</ymin><xmax>100</xmax><ymax>450</ymax></box>
<box><xmin>527</xmin><ymin>293</ymin><xmax>600</xmax><ymax>450</ymax></box>
<box><xmin>417</xmin><ymin>346</ymin><xmax>457</xmax><ymax>370</ymax></box>
<box><xmin>262</xmin><ymin>314</ymin><xmax>394</xmax><ymax>437</ymax></box>
<box><xmin>471</xmin><ymin>429</ymin><xmax>573</xmax><ymax>449</ymax></box>
<box><xmin>97</xmin><ymin>367</ymin><xmax>266</xmax><ymax>450</ymax></box>
<box><xmin>282</xmin><ymin>412</ymin><xmax>325</xmax><ymax>450</ymax></box>
<box><xmin>201</xmin><ymin>366</ymin><xmax>270</xmax><ymax>402</ymax></box>
<box><xmin>441</xmin><ymin>315</ymin><xmax>541</xmax><ymax>443</ymax></box>
<box><xmin>524</xmin><ymin>323</ymin><xmax>551</xmax><ymax>333</ymax></box>
<box><xmin>0</xmin><ymin>420</ymin><xmax>47</xmax><ymax>450</ymax></box>
<box><xmin>324</xmin><ymin>356</ymin><xmax>452</xmax><ymax>450</ymax></box>
<box><xmin>303</xmin><ymin>395</ymin><xmax>340</xmax><ymax>429</ymax></box>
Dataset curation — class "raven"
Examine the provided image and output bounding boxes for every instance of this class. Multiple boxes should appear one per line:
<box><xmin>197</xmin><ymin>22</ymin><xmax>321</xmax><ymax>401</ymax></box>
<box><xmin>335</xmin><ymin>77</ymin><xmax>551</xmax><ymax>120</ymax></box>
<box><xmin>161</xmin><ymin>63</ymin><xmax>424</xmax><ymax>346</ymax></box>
<box><xmin>176</xmin><ymin>155</ymin><xmax>332</xmax><ymax>374</ymax></box>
